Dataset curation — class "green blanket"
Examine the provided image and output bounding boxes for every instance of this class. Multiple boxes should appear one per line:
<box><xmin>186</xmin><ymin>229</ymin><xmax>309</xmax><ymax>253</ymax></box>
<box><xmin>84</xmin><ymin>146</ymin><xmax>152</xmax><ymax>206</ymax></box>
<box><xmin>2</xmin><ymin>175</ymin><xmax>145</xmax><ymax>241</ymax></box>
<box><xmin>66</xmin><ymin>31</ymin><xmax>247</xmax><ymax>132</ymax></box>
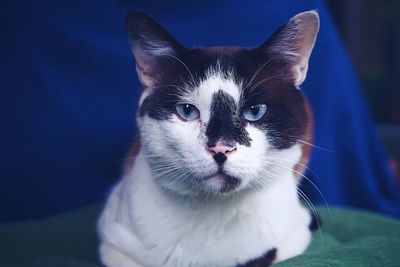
<box><xmin>0</xmin><ymin>205</ymin><xmax>399</xmax><ymax>267</ymax></box>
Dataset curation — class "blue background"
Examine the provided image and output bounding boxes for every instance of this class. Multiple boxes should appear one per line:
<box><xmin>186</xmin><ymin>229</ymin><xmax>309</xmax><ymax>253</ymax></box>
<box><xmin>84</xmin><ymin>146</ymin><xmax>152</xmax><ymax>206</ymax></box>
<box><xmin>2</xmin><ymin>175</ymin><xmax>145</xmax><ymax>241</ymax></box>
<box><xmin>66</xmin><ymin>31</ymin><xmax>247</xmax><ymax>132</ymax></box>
<box><xmin>1</xmin><ymin>0</ymin><xmax>399</xmax><ymax>222</ymax></box>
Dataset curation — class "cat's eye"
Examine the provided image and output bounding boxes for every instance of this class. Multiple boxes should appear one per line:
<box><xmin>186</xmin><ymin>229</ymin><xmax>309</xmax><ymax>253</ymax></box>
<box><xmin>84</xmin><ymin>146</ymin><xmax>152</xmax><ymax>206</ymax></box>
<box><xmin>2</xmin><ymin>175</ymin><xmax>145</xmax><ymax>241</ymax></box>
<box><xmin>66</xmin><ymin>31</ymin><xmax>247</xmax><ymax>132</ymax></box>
<box><xmin>175</xmin><ymin>103</ymin><xmax>200</xmax><ymax>121</ymax></box>
<box><xmin>243</xmin><ymin>104</ymin><xmax>268</xmax><ymax>122</ymax></box>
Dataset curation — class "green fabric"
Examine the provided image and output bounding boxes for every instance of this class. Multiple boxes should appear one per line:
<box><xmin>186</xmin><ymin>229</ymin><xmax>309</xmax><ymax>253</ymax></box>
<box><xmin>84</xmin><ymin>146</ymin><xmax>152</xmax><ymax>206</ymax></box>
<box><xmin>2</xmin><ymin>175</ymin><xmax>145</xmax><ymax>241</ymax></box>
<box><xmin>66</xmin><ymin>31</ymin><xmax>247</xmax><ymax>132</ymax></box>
<box><xmin>0</xmin><ymin>205</ymin><xmax>399</xmax><ymax>267</ymax></box>
<box><xmin>275</xmin><ymin>208</ymin><xmax>400</xmax><ymax>267</ymax></box>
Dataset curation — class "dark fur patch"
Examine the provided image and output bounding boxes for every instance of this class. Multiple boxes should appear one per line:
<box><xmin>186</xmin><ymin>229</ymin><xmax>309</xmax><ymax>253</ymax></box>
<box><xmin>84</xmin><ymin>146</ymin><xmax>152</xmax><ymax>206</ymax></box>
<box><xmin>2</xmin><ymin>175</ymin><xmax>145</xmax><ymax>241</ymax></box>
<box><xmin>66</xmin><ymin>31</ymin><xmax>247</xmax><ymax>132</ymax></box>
<box><xmin>237</xmin><ymin>248</ymin><xmax>277</xmax><ymax>267</ymax></box>
<box><xmin>220</xmin><ymin>173</ymin><xmax>241</xmax><ymax>193</ymax></box>
<box><xmin>137</xmin><ymin>48</ymin><xmax>215</xmax><ymax>120</ymax></box>
<box><xmin>206</xmin><ymin>90</ymin><xmax>251</xmax><ymax>147</ymax></box>
<box><xmin>139</xmin><ymin>85</ymin><xmax>181</xmax><ymax>120</ymax></box>
<box><xmin>248</xmin><ymin>86</ymin><xmax>307</xmax><ymax>149</ymax></box>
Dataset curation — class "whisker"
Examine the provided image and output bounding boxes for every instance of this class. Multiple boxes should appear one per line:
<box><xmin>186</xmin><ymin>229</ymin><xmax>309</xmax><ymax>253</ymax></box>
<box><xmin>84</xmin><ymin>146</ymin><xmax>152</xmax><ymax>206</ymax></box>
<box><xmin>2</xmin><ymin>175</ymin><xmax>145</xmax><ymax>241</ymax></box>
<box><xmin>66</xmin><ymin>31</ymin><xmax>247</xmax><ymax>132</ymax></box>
<box><xmin>248</xmin><ymin>73</ymin><xmax>292</xmax><ymax>93</ymax></box>
<box><xmin>296</xmin><ymin>187</ymin><xmax>324</xmax><ymax>241</ymax></box>
<box><xmin>264</xmin><ymin>156</ymin><xmax>318</xmax><ymax>179</ymax></box>
<box><xmin>163</xmin><ymin>54</ymin><xmax>196</xmax><ymax>85</ymax></box>
<box><xmin>264</xmin><ymin>161</ymin><xmax>334</xmax><ymax>226</ymax></box>
<box><xmin>296</xmin><ymin>139</ymin><xmax>337</xmax><ymax>154</ymax></box>
<box><xmin>255</xmin><ymin>161</ymin><xmax>331</xmax><ymax>237</ymax></box>
<box><xmin>244</xmin><ymin>58</ymin><xmax>274</xmax><ymax>89</ymax></box>
<box><xmin>254</xmin><ymin>169</ymin><xmax>322</xmax><ymax>239</ymax></box>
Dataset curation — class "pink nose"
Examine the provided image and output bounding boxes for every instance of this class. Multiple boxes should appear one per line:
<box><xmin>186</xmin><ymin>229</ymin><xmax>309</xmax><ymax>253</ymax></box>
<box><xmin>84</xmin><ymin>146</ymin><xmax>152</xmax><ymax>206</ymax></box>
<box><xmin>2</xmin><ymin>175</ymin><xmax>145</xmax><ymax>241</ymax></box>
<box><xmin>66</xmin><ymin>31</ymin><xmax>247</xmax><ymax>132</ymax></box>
<box><xmin>207</xmin><ymin>143</ymin><xmax>236</xmax><ymax>155</ymax></box>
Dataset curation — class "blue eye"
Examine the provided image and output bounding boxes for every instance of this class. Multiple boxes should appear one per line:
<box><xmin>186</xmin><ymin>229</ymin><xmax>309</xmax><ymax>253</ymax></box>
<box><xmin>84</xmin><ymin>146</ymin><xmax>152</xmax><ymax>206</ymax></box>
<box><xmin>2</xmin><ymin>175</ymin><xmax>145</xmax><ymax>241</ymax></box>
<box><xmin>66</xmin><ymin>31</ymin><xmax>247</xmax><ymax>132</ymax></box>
<box><xmin>243</xmin><ymin>104</ymin><xmax>267</xmax><ymax>122</ymax></box>
<box><xmin>175</xmin><ymin>103</ymin><xmax>200</xmax><ymax>121</ymax></box>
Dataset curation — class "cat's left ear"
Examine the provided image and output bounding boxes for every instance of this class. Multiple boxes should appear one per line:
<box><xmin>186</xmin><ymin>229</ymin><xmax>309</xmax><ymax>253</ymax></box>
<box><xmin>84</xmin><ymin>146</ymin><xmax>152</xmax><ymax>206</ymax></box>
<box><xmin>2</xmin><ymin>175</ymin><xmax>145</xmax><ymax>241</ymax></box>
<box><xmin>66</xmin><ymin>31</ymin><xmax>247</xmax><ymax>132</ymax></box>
<box><xmin>261</xmin><ymin>10</ymin><xmax>320</xmax><ymax>87</ymax></box>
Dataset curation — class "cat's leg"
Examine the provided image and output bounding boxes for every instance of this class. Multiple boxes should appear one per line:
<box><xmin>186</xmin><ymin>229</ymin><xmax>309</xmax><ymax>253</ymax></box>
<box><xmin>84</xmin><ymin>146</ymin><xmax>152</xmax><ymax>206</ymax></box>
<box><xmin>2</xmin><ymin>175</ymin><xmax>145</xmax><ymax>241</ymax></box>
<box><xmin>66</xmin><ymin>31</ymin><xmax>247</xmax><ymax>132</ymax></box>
<box><xmin>274</xmin><ymin>207</ymin><xmax>312</xmax><ymax>262</ymax></box>
<box><xmin>100</xmin><ymin>243</ymin><xmax>144</xmax><ymax>267</ymax></box>
<box><xmin>274</xmin><ymin>225</ymin><xmax>311</xmax><ymax>262</ymax></box>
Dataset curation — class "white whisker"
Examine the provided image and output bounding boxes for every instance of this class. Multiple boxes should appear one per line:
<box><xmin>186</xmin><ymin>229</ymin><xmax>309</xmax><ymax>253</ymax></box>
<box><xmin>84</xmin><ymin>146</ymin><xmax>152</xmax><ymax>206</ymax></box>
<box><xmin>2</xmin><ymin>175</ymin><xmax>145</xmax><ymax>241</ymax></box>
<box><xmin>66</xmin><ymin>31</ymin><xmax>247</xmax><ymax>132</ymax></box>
<box><xmin>248</xmin><ymin>73</ymin><xmax>292</xmax><ymax>93</ymax></box>
<box><xmin>244</xmin><ymin>58</ymin><xmax>274</xmax><ymax>89</ymax></box>
<box><xmin>163</xmin><ymin>54</ymin><xmax>196</xmax><ymax>85</ymax></box>
<box><xmin>296</xmin><ymin>139</ymin><xmax>337</xmax><ymax>153</ymax></box>
<box><xmin>263</xmin><ymin>160</ymin><xmax>334</xmax><ymax>225</ymax></box>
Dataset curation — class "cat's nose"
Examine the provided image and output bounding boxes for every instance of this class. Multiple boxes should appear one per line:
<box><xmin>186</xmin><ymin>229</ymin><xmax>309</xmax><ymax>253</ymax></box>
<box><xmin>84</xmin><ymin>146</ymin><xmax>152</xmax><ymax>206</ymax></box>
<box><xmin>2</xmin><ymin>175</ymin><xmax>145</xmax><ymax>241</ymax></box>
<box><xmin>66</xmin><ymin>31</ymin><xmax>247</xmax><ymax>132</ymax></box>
<box><xmin>207</xmin><ymin>145</ymin><xmax>236</xmax><ymax>155</ymax></box>
<box><xmin>207</xmin><ymin>142</ymin><xmax>236</xmax><ymax>164</ymax></box>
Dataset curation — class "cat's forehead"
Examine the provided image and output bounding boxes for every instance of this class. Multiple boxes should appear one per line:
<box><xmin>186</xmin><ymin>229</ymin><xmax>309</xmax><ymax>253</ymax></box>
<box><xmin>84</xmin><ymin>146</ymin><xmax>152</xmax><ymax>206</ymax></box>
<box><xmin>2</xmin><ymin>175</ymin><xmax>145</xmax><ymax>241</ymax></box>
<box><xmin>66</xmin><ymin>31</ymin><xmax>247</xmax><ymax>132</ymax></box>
<box><xmin>198</xmin><ymin>46</ymin><xmax>244</xmax><ymax>56</ymax></box>
<box><xmin>196</xmin><ymin>66</ymin><xmax>241</xmax><ymax>102</ymax></box>
<box><xmin>182</xmin><ymin>46</ymin><xmax>262</xmax><ymax>81</ymax></box>
<box><xmin>182</xmin><ymin>47</ymin><xmax>259</xmax><ymax>101</ymax></box>
<box><xmin>191</xmin><ymin>65</ymin><xmax>242</xmax><ymax>122</ymax></box>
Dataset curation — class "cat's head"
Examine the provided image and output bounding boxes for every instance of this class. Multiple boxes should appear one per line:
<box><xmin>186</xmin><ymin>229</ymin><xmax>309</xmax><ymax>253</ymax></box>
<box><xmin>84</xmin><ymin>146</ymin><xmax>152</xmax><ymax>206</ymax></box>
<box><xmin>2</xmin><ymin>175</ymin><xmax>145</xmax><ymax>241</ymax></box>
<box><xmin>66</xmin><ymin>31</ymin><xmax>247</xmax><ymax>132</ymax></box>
<box><xmin>126</xmin><ymin>11</ymin><xmax>319</xmax><ymax>197</ymax></box>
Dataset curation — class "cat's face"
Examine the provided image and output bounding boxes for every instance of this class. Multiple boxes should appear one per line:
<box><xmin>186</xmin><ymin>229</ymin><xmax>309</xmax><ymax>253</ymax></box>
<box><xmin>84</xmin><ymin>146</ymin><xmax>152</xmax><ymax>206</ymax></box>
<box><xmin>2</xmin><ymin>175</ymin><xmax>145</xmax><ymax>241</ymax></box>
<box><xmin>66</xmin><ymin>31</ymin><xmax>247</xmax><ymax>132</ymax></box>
<box><xmin>127</xmin><ymin>11</ymin><xmax>319</xmax><ymax>196</ymax></box>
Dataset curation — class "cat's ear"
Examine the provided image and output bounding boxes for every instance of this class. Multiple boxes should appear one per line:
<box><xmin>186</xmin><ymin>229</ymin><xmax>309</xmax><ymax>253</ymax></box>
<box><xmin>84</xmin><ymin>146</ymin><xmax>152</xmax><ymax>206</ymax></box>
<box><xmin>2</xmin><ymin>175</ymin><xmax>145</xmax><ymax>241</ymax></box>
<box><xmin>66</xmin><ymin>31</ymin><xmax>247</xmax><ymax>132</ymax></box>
<box><xmin>125</xmin><ymin>11</ymin><xmax>184</xmax><ymax>88</ymax></box>
<box><xmin>261</xmin><ymin>10</ymin><xmax>319</xmax><ymax>87</ymax></box>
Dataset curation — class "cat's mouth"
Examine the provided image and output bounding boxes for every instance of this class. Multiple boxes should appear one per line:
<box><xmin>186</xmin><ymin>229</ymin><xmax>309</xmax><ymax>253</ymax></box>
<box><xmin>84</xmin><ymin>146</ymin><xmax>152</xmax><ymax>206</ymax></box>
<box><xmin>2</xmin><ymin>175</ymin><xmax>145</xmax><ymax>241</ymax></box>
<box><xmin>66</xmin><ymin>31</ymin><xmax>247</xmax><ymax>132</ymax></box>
<box><xmin>203</xmin><ymin>170</ymin><xmax>241</xmax><ymax>194</ymax></box>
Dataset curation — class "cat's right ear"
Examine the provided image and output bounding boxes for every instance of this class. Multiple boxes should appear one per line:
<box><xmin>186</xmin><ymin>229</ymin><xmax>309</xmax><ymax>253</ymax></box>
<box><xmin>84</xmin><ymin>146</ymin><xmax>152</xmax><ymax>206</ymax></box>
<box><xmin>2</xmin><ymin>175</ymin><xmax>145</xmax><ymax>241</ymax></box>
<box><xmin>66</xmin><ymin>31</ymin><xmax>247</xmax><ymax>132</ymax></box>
<box><xmin>125</xmin><ymin>11</ymin><xmax>184</xmax><ymax>88</ymax></box>
<box><xmin>260</xmin><ymin>10</ymin><xmax>319</xmax><ymax>87</ymax></box>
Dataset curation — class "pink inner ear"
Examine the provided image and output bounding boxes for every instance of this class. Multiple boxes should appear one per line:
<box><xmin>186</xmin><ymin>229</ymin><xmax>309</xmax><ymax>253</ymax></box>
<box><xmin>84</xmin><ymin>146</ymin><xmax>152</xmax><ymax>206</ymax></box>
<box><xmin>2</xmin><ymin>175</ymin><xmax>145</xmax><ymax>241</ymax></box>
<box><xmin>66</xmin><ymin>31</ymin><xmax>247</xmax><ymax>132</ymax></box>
<box><xmin>132</xmin><ymin>46</ymin><xmax>160</xmax><ymax>88</ymax></box>
<box><xmin>135</xmin><ymin>63</ymin><xmax>156</xmax><ymax>88</ymax></box>
<box><xmin>263</xmin><ymin>11</ymin><xmax>319</xmax><ymax>87</ymax></box>
<box><xmin>289</xmin><ymin>11</ymin><xmax>319</xmax><ymax>86</ymax></box>
<box><xmin>290</xmin><ymin>29</ymin><xmax>316</xmax><ymax>86</ymax></box>
<box><xmin>292</xmin><ymin>58</ymin><xmax>309</xmax><ymax>87</ymax></box>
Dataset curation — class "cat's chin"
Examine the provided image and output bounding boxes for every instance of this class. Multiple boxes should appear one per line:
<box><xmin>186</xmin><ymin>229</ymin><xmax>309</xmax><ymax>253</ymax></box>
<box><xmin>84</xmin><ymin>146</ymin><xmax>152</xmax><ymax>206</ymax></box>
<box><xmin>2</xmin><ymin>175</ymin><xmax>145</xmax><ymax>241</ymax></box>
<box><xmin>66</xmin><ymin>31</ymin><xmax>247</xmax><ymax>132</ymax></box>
<box><xmin>202</xmin><ymin>171</ymin><xmax>242</xmax><ymax>195</ymax></box>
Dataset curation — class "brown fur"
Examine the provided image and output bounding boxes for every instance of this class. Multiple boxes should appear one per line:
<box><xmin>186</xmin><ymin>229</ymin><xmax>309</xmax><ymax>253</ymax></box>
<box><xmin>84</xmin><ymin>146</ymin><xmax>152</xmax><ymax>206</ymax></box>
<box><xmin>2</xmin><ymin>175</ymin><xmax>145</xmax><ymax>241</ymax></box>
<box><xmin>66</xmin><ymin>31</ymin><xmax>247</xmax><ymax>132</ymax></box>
<box><xmin>293</xmin><ymin>98</ymin><xmax>314</xmax><ymax>179</ymax></box>
<box><xmin>123</xmin><ymin>134</ymin><xmax>141</xmax><ymax>173</ymax></box>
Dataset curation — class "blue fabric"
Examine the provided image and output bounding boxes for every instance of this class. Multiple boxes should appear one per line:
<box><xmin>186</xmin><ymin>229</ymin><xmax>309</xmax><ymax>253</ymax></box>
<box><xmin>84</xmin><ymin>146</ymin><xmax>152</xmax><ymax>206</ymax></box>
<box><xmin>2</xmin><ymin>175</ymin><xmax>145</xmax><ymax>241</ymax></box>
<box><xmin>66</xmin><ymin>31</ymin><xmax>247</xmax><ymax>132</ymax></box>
<box><xmin>1</xmin><ymin>0</ymin><xmax>399</xmax><ymax>222</ymax></box>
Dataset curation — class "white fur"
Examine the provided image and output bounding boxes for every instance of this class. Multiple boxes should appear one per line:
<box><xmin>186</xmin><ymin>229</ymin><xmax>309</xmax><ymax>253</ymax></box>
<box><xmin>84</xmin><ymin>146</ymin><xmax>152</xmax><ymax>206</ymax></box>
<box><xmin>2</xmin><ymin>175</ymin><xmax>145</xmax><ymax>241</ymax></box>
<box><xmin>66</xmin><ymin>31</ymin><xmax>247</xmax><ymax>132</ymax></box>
<box><xmin>183</xmin><ymin>66</ymin><xmax>241</xmax><ymax>123</ymax></box>
<box><xmin>98</xmin><ymin>149</ymin><xmax>311</xmax><ymax>267</ymax></box>
<box><xmin>98</xmin><ymin>71</ymin><xmax>312</xmax><ymax>266</ymax></box>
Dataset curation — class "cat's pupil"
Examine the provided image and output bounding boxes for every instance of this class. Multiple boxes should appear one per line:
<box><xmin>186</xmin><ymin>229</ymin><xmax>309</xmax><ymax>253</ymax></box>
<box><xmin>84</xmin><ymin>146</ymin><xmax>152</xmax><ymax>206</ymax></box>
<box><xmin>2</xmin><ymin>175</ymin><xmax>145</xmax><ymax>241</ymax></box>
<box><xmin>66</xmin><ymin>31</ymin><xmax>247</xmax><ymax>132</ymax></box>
<box><xmin>183</xmin><ymin>104</ymin><xmax>192</xmax><ymax>115</ymax></box>
<box><xmin>251</xmin><ymin>106</ymin><xmax>260</xmax><ymax>116</ymax></box>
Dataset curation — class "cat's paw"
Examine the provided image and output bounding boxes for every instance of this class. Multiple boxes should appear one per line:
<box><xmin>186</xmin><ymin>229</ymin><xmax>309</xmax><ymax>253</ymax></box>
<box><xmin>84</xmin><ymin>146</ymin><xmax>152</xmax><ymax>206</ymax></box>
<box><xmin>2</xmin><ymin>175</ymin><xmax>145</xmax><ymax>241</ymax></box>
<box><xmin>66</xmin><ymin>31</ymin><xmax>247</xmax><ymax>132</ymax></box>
<box><xmin>274</xmin><ymin>226</ymin><xmax>311</xmax><ymax>262</ymax></box>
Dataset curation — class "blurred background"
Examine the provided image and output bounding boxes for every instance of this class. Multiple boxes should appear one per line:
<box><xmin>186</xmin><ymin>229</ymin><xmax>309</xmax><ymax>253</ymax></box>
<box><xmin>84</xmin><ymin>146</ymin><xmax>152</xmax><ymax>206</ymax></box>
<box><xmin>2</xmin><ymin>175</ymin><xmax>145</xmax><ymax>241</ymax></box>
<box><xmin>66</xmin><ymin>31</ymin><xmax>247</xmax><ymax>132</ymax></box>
<box><xmin>327</xmin><ymin>0</ymin><xmax>400</xmax><ymax>181</ymax></box>
<box><xmin>1</xmin><ymin>0</ymin><xmax>399</xmax><ymax>222</ymax></box>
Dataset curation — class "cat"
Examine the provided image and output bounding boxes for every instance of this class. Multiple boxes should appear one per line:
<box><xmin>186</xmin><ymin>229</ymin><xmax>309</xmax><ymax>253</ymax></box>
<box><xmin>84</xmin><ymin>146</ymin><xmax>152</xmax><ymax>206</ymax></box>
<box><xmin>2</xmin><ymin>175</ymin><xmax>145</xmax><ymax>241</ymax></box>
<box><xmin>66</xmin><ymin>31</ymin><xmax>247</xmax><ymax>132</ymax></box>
<box><xmin>98</xmin><ymin>9</ymin><xmax>319</xmax><ymax>267</ymax></box>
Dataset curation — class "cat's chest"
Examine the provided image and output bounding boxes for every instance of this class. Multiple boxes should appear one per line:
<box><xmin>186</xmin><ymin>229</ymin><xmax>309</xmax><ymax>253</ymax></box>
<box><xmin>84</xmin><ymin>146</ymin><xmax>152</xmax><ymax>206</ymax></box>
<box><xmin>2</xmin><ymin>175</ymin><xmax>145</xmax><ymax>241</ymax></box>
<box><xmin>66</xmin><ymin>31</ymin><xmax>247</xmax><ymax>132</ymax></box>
<box><xmin>129</xmin><ymin>178</ymin><xmax>292</xmax><ymax>267</ymax></box>
<box><xmin>169</xmin><ymin>208</ymin><xmax>277</xmax><ymax>265</ymax></box>
<box><xmin>134</xmin><ymin>204</ymin><xmax>278</xmax><ymax>267</ymax></box>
